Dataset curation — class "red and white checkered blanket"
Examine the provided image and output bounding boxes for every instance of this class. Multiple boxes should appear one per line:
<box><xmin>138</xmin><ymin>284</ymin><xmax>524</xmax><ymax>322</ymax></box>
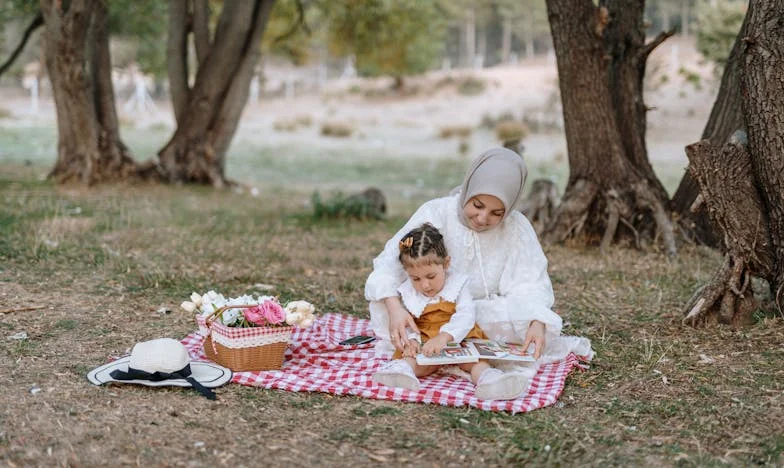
<box><xmin>183</xmin><ymin>313</ymin><xmax>586</xmax><ymax>413</ymax></box>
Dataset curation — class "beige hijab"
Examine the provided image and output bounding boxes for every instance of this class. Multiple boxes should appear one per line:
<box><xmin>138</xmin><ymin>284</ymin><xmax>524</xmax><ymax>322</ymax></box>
<box><xmin>456</xmin><ymin>147</ymin><xmax>528</xmax><ymax>228</ymax></box>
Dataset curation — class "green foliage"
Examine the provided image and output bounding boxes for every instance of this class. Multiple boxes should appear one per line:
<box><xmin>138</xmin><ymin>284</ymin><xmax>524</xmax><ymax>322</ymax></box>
<box><xmin>695</xmin><ymin>0</ymin><xmax>746</xmax><ymax>75</ymax></box>
<box><xmin>0</xmin><ymin>0</ymin><xmax>37</xmax><ymax>24</ymax></box>
<box><xmin>678</xmin><ymin>66</ymin><xmax>703</xmax><ymax>90</ymax></box>
<box><xmin>311</xmin><ymin>191</ymin><xmax>384</xmax><ymax>220</ymax></box>
<box><xmin>328</xmin><ymin>0</ymin><xmax>446</xmax><ymax>80</ymax></box>
<box><xmin>107</xmin><ymin>0</ymin><xmax>168</xmax><ymax>77</ymax></box>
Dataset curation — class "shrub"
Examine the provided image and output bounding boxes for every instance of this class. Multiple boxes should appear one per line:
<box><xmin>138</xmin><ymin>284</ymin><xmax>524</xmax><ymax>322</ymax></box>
<box><xmin>311</xmin><ymin>191</ymin><xmax>385</xmax><ymax>220</ymax></box>
<box><xmin>320</xmin><ymin>121</ymin><xmax>354</xmax><ymax>138</ymax></box>
<box><xmin>438</xmin><ymin>125</ymin><xmax>473</xmax><ymax>139</ymax></box>
<box><xmin>456</xmin><ymin>76</ymin><xmax>486</xmax><ymax>96</ymax></box>
<box><xmin>495</xmin><ymin>120</ymin><xmax>529</xmax><ymax>144</ymax></box>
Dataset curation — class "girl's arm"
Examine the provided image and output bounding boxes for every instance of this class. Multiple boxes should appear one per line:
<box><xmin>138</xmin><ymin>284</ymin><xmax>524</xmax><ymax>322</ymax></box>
<box><xmin>439</xmin><ymin>284</ymin><xmax>476</xmax><ymax>345</ymax></box>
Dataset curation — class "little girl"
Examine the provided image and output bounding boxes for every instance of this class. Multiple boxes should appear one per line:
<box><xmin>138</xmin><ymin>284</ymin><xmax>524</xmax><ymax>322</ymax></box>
<box><xmin>372</xmin><ymin>223</ymin><xmax>526</xmax><ymax>400</ymax></box>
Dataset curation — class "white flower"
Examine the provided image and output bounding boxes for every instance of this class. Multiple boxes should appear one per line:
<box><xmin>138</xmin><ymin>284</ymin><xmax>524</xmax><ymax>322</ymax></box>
<box><xmin>200</xmin><ymin>290</ymin><xmax>227</xmax><ymax>316</ymax></box>
<box><xmin>190</xmin><ymin>292</ymin><xmax>203</xmax><ymax>307</ymax></box>
<box><xmin>285</xmin><ymin>300</ymin><xmax>315</xmax><ymax>316</ymax></box>
<box><xmin>180</xmin><ymin>301</ymin><xmax>197</xmax><ymax>313</ymax></box>
<box><xmin>284</xmin><ymin>300</ymin><xmax>316</xmax><ymax>327</ymax></box>
<box><xmin>221</xmin><ymin>308</ymin><xmax>241</xmax><ymax>326</ymax></box>
<box><xmin>285</xmin><ymin>311</ymin><xmax>302</xmax><ymax>326</ymax></box>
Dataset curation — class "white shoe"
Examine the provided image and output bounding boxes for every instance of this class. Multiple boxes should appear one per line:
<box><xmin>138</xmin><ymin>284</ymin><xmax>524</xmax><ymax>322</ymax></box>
<box><xmin>372</xmin><ymin>360</ymin><xmax>420</xmax><ymax>391</ymax></box>
<box><xmin>474</xmin><ymin>367</ymin><xmax>525</xmax><ymax>401</ymax></box>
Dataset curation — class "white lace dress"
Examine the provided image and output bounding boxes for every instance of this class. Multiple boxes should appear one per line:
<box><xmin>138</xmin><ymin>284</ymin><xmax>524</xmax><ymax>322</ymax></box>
<box><xmin>366</xmin><ymin>194</ymin><xmax>593</xmax><ymax>366</ymax></box>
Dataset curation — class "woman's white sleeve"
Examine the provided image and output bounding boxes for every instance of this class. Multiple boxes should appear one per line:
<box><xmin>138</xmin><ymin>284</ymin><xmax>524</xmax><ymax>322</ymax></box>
<box><xmin>498</xmin><ymin>214</ymin><xmax>563</xmax><ymax>335</ymax></box>
<box><xmin>439</xmin><ymin>286</ymin><xmax>476</xmax><ymax>344</ymax></box>
<box><xmin>364</xmin><ymin>198</ymin><xmax>448</xmax><ymax>301</ymax></box>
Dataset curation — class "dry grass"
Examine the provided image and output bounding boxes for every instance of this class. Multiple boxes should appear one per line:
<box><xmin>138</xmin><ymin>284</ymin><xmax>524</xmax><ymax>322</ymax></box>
<box><xmin>1</xmin><ymin>170</ymin><xmax>783</xmax><ymax>466</ymax></box>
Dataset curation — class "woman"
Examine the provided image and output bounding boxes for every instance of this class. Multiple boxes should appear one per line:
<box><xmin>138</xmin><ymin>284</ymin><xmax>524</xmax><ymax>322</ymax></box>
<box><xmin>366</xmin><ymin>147</ymin><xmax>591</xmax><ymax>365</ymax></box>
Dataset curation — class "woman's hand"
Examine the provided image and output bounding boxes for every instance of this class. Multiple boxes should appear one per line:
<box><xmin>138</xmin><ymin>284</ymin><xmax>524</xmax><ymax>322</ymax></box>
<box><xmin>384</xmin><ymin>296</ymin><xmax>419</xmax><ymax>351</ymax></box>
<box><xmin>421</xmin><ymin>333</ymin><xmax>451</xmax><ymax>357</ymax></box>
<box><xmin>521</xmin><ymin>320</ymin><xmax>546</xmax><ymax>359</ymax></box>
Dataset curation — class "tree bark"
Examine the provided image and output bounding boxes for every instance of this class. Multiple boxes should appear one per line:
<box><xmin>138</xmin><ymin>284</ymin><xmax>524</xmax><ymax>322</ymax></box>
<box><xmin>672</xmin><ymin>10</ymin><xmax>750</xmax><ymax>248</ymax></box>
<box><xmin>684</xmin><ymin>0</ymin><xmax>784</xmax><ymax>324</ymax></box>
<box><xmin>157</xmin><ymin>0</ymin><xmax>276</xmax><ymax>186</ymax></box>
<box><xmin>742</xmin><ymin>0</ymin><xmax>784</xmax><ymax>308</ymax></box>
<box><xmin>41</xmin><ymin>0</ymin><xmax>140</xmax><ymax>184</ymax></box>
<box><xmin>542</xmin><ymin>0</ymin><xmax>676</xmax><ymax>255</ymax></box>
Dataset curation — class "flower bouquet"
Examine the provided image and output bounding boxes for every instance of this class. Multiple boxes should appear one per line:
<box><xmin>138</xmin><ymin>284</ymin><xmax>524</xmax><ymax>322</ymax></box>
<box><xmin>182</xmin><ymin>291</ymin><xmax>316</xmax><ymax>371</ymax></box>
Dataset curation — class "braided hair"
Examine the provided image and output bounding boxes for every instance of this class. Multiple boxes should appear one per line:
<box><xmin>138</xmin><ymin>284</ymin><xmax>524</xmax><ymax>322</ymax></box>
<box><xmin>398</xmin><ymin>223</ymin><xmax>449</xmax><ymax>268</ymax></box>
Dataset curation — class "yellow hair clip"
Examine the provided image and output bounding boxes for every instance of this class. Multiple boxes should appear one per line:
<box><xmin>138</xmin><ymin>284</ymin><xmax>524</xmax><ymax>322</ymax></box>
<box><xmin>399</xmin><ymin>237</ymin><xmax>413</xmax><ymax>250</ymax></box>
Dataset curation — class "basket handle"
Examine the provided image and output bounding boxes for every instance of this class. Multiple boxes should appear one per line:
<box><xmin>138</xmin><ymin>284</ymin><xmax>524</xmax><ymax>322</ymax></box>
<box><xmin>204</xmin><ymin>304</ymin><xmax>257</xmax><ymax>328</ymax></box>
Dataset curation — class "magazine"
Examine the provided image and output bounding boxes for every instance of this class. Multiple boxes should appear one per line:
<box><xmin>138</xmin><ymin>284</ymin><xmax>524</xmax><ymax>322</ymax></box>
<box><xmin>415</xmin><ymin>342</ymin><xmax>479</xmax><ymax>366</ymax></box>
<box><xmin>466</xmin><ymin>339</ymin><xmax>536</xmax><ymax>363</ymax></box>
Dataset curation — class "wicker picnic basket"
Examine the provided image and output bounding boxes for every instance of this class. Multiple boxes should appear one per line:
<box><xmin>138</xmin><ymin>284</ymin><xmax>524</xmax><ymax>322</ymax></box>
<box><xmin>197</xmin><ymin>305</ymin><xmax>294</xmax><ymax>372</ymax></box>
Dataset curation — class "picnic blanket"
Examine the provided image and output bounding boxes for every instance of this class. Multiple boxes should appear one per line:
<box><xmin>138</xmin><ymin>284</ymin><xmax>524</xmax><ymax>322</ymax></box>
<box><xmin>182</xmin><ymin>313</ymin><xmax>587</xmax><ymax>413</ymax></box>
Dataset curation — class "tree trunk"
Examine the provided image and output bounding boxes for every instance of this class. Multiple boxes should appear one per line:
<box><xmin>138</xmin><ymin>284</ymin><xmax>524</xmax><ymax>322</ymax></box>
<box><xmin>41</xmin><ymin>0</ymin><xmax>140</xmax><ymax>185</ymax></box>
<box><xmin>157</xmin><ymin>0</ymin><xmax>275</xmax><ymax>187</ymax></box>
<box><xmin>683</xmin><ymin>0</ymin><xmax>784</xmax><ymax>325</ymax></box>
<box><xmin>167</xmin><ymin>0</ymin><xmax>190</xmax><ymax>124</ymax></box>
<box><xmin>501</xmin><ymin>18</ymin><xmax>511</xmax><ymax>64</ymax></box>
<box><xmin>672</xmin><ymin>10</ymin><xmax>749</xmax><ymax>248</ymax></box>
<box><xmin>542</xmin><ymin>0</ymin><xmax>676</xmax><ymax>255</ymax></box>
<box><xmin>464</xmin><ymin>8</ymin><xmax>475</xmax><ymax>68</ymax></box>
<box><xmin>742</xmin><ymin>0</ymin><xmax>784</xmax><ymax>308</ymax></box>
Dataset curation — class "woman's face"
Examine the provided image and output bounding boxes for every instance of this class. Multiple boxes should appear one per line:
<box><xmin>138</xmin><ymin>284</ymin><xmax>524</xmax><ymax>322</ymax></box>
<box><xmin>463</xmin><ymin>194</ymin><xmax>505</xmax><ymax>232</ymax></box>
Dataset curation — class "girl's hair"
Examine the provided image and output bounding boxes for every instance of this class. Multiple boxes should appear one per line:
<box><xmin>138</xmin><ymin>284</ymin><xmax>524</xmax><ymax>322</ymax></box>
<box><xmin>398</xmin><ymin>223</ymin><xmax>448</xmax><ymax>267</ymax></box>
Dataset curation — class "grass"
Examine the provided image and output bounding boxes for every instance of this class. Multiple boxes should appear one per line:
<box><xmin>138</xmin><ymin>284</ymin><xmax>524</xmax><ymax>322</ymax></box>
<box><xmin>1</xmin><ymin>150</ymin><xmax>783</xmax><ymax>465</ymax></box>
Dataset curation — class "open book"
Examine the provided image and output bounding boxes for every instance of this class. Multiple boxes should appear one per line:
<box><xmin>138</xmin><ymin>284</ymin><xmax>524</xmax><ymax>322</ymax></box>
<box><xmin>415</xmin><ymin>342</ymin><xmax>479</xmax><ymax>366</ymax></box>
<box><xmin>466</xmin><ymin>339</ymin><xmax>535</xmax><ymax>363</ymax></box>
<box><xmin>415</xmin><ymin>339</ymin><xmax>535</xmax><ymax>366</ymax></box>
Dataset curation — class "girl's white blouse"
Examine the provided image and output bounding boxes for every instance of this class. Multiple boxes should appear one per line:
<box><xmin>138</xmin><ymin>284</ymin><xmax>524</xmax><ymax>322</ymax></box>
<box><xmin>397</xmin><ymin>272</ymin><xmax>475</xmax><ymax>344</ymax></box>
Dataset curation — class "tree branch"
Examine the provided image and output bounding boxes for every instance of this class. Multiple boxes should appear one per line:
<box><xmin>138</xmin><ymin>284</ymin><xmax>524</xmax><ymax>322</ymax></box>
<box><xmin>0</xmin><ymin>11</ymin><xmax>44</xmax><ymax>78</ymax></box>
<box><xmin>167</xmin><ymin>0</ymin><xmax>191</xmax><ymax>124</ymax></box>
<box><xmin>273</xmin><ymin>0</ymin><xmax>310</xmax><ymax>44</ymax></box>
<box><xmin>191</xmin><ymin>0</ymin><xmax>211</xmax><ymax>65</ymax></box>
<box><xmin>642</xmin><ymin>29</ymin><xmax>675</xmax><ymax>58</ymax></box>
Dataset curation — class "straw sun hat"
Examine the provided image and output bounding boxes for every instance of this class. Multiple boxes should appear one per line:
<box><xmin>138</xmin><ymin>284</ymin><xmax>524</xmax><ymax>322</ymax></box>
<box><xmin>87</xmin><ymin>338</ymin><xmax>232</xmax><ymax>400</ymax></box>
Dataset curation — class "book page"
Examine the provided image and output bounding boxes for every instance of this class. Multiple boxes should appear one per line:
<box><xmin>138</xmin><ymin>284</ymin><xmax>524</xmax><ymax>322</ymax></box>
<box><xmin>415</xmin><ymin>342</ymin><xmax>479</xmax><ymax>366</ymax></box>
<box><xmin>467</xmin><ymin>339</ymin><xmax>535</xmax><ymax>362</ymax></box>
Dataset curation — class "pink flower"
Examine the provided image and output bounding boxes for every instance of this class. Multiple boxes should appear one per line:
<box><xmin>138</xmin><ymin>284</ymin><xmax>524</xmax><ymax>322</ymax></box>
<box><xmin>259</xmin><ymin>300</ymin><xmax>286</xmax><ymax>325</ymax></box>
<box><xmin>243</xmin><ymin>299</ymin><xmax>286</xmax><ymax>327</ymax></box>
<box><xmin>243</xmin><ymin>305</ymin><xmax>267</xmax><ymax>326</ymax></box>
